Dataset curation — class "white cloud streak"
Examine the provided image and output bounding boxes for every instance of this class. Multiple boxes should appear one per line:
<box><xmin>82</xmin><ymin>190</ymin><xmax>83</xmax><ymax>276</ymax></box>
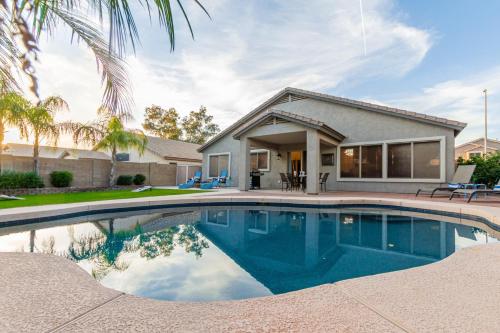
<box><xmin>5</xmin><ymin>0</ymin><xmax>433</xmax><ymax>148</ymax></box>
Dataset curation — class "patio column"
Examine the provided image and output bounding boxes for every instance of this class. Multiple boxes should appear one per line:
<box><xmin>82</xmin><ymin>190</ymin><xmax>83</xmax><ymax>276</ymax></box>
<box><xmin>306</xmin><ymin>129</ymin><xmax>320</xmax><ymax>194</ymax></box>
<box><xmin>239</xmin><ymin>137</ymin><xmax>251</xmax><ymax>191</ymax></box>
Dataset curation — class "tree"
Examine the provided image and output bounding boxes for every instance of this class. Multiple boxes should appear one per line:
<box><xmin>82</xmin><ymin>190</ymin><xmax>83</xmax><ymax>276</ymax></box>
<box><xmin>0</xmin><ymin>92</ymin><xmax>29</xmax><ymax>173</ymax></box>
<box><xmin>143</xmin><ymin>105</ymin><xmax>182</xmax><ymax>140</ymax></box>
<box><xmin>0</xmin><ymin>1</ymin><xmax>210</xmax><ymax>118</ymax></box>
<box><xmin>181</xmin><ymin>106</ymin><xmax>220</xmax><ymax>144</ymax></box>
<box><xmin>20</xmin><ymin>96</ymin><xmax>69</xmax><ymax>175</ymax></box>
<box><xmin>64</xmin><ymin>108</ymin><xmax>148</xmax><ymax>186</ymax></box>
<box><xmin>457</xmin><ymin>152</ymin><xmax>500</xmax><ymax>188</ymax></box>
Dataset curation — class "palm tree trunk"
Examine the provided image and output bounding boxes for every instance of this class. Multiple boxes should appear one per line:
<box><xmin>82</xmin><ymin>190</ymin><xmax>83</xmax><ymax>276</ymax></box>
<box><xmin>33</xmin><ymin>132</ymin><xmax>40</xmax><ymax>175</ymax></box>
<box><xmin>0</xmin><ymin>120</ymin><xmax>4</xmax><ymax>174</ymax></box>
<box><xmin>109</xmin><ymin>146</ymin><xmax>116</xmax><ymax>187</ymax></box>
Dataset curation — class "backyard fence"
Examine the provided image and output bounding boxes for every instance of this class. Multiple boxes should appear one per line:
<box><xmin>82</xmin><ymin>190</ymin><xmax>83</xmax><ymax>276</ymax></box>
<box><xmin>0</xmin><ymin>155</ymin><xmax>178</xmax><ymax>188</ymax></box>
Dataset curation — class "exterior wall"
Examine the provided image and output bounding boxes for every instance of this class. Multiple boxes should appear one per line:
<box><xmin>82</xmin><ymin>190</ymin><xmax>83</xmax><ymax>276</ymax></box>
<box><xmin>202</xmin><ymin>98</ymin><xmax>458</xmax><ymax>193</ymax></box>
<box><xmin>0</xmin><ymin>155</ymin><xmax>177</xmax><ymax>187</ymax></box>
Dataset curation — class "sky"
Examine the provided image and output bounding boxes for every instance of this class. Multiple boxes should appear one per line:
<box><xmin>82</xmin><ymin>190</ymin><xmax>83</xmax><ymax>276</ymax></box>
<box><xmin>7</xmin><ymin>0</ymin><xmax>500</xmax><ymax>147</ymax></box>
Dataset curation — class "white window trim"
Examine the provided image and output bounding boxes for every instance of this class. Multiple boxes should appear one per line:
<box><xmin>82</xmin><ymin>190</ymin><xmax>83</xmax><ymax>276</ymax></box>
<box><xmin>205</xmin><ymin>209</ymin><xmax>230</xmax><ymax>227</ymax></box>
<box><xmin>248</xmin><ymin>211</ymin><xmax>269</xmax><ymax>234</ymax></box>
<box><xmin>207</xmin><ymin>152</ymin><xmax>231</xmax><ymax>179</ymax></box>
<box><xmin>250</xmin><ymin>149</ymin><xmax>271</xmax><ymax>172</ymax></box>
<box><xmin>337</xmin><ymin>136</ymin><xmax>446</xmax><ymax>183</ymax></box>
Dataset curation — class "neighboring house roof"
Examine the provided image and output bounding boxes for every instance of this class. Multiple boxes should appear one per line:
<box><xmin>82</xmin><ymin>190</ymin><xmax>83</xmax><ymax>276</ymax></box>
<box><xmin>232</xmin><ymin>109</ymin><xmax>346</xmax><ymax>142</ymax></box>
<box><xmin>455</xmin><ymin>137</ymin><xmax>500</xmax><ymax>151</ymax></box>
<box><xmin>144</xmin><ymin>136</ymin><xmax>202</xmax><ymax>163</ymax></box>
<box><xmin>2</xmin><ymin>143</ymin><xmax>110</xmax><ymax>160</ymax></box>
<box><xmin>199</xmin><ymin>87</ymin><xmax>467</xmax><ymax>152</ymax></box>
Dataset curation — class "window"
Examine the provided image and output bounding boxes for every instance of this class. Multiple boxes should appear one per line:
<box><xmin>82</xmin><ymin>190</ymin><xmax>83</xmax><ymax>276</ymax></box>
<box><xmin>338</xmin><ymin>137</ymin><xmax>445</xmax><ymax>182</ymax></box>
<box><xmin>250</xmin><ymin>149</ymin><xmax>269</xmax><ymax>171</ymax></box>
<box><xmin>115</xmin><ymin>153</ymin><xmax>130</xmax><ymax>161</ymax></box>
<box><xmin>340</xmin><ymin>147</ymin><xmax>360</xmax><ymax>177</ymax></box>
<box><xmin>388</xmin><ymin>143</ymin><xmax>411</xmax><ymax>178</ymax></box>
<box><xmin>321</xmin><ymin>153</ymin><xmax>335</xmax><ymax>166</ymax></box>
<box><xmin>209</xmin><ymin>154</ymin><xmax>229</xmax><ymax>178</ymax></box>
<box><xmin>361</xmin><ymin>145</ymin><xmax>382</xmax><ymax>178</ymax></box>
<box><xmin>248</xmin><ymin>211</ymin><xmax>269</xmax><ymax>234</ymax></box>
<box><xmin>413</xmin><ymin>141</ymin><xmax>440</xmax><ymax>179</ymax></box>
<box><xmin>206</xmin><ymin>209</ymin><xmax>229</xmax><ymax>226</ymax></box>
<box><xmin>468</xmin><ymin>152</ymin><xmax>481</xmax><ymax>158</ymax></box>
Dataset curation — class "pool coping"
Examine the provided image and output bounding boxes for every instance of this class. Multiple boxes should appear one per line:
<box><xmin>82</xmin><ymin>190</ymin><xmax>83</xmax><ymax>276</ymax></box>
<box><xmin>0</xmin><ymin>193</ymin><xmax>499</xmax><ymax>230</ymax></box>
<box><xmin>1</xmin><ymin>193</ymin><xmax>500</xmax><ymax>332</ymax></box>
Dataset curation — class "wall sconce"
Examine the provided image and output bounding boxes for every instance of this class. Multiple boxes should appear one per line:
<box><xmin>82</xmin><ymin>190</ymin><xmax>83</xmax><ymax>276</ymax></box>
<box><xmin>276</xmin><ymin>153</ymin><xmax>282</xmax><ymax>160</ymax></box>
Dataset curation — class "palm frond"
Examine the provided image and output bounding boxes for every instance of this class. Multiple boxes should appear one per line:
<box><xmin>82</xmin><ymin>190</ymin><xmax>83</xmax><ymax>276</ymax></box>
<box><xmin>47</xmin><ymin>8</ymin><xmax>133</xmax><ymax>117</ymax></box>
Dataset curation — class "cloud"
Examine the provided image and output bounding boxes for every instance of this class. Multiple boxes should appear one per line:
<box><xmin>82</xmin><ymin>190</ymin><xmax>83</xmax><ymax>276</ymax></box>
<box><xmin>5</xmin><ymin>0</ymin><xmax>432</xmax><ymax>147</ymax></box>
<box><xmin>387</xmin><ymin>67</ymin><xmax>500</xmax><ymax>144</ymax></box>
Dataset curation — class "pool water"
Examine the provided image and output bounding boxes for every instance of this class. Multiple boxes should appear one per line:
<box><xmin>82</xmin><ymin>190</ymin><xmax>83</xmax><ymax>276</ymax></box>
<box><xmin>0</xmin><ymin>206</ymin><xmax>497</xmax><ymax>301</ymax></box>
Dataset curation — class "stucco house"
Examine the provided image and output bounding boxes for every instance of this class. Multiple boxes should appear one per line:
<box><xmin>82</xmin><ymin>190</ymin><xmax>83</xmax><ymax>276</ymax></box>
<box><xmin>455</xmin><ymin>138</ymin><xmax>500</xmax><ymax>160</ymax></box>
<box><xmin>198</xmin><ymin>87</ymin><xmax>467</xmax><ymax>194</ymax></box>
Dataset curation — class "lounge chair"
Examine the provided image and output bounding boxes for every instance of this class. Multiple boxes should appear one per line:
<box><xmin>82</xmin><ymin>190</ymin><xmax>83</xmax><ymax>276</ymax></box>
<box><xmin>217</xmin><ymin>169</ymin><xmax>228</xmax><ymax>186</ymax></box>
<box><xmin>449</xmin><ymin>179</ymin><xmax>500</xmax><ymax>203</ymax></box>
<box><xmin>200</xmin><ymin>178</ymin><xmax>220</xmax><ymax>189</ymax></box>
<box><xmin>177</xmin><ymin>170</ymin><xmax>202</xmax><ymax>189</ymax></box>
<box><xmin>416</xmin><ymin>165</ymin><xmax>476</xmax><ymax>197</ymax></box>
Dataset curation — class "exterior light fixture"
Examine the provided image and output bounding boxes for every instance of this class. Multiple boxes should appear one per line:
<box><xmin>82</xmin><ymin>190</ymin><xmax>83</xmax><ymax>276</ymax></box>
<box><xmin>276</xmin><ymin>153</ymin><xmax>282</xmax><ymax>160</ymax></box>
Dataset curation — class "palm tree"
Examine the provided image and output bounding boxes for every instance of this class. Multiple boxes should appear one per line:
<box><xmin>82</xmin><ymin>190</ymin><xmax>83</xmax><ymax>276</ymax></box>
<box><xmin>0</xmin><ymin>91</ymin><xmax>29</xmax><ymax>173</ymax></box>
<box><xmin>0</xmin><ymin>1</ymin><xmax>210</xmax><ymax>118</ymax></box>
<box><xmin>19</xmin><ymin>96</ymin><xmax>69</xmax><ymax>174</ymax></box>
<box><xmin>64</xmin><ymin>109</ymin><xmax>147</xmax><ymax>186</ymax></box>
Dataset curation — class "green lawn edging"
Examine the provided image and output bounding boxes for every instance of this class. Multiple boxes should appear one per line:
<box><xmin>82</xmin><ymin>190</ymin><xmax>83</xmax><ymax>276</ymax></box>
<box><xmin>0</xmin><ymin>189</ymin><xmax>205</xmax><ymax>209</ymax></box>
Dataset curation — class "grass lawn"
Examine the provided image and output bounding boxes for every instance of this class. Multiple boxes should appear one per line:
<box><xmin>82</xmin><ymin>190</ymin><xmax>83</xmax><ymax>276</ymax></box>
<box><xmin>0</xmin><ymin>189</ymin><xmax>205</xmax><ymax>209</ymax></box>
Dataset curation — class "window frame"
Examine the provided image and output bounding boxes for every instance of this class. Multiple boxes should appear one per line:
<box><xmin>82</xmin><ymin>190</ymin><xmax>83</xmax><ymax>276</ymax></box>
<box><xmin>337</xmin><ymin>136</ymin><xmax>446</xmax><ymax>183</ymax></box>
<box><xmin>207</xmin><ymin>152</ymin><xmax>231</xmax><ymax>179</ymax></box>
<box><xmin>250</xmin><ymin>149</ymin><xmax>271</xmax><ymax>172</ymax></box>
<box><xmin>205</xmin><ymin>209</ymin><xmax>230</xmax><ymax>227</ymax></box>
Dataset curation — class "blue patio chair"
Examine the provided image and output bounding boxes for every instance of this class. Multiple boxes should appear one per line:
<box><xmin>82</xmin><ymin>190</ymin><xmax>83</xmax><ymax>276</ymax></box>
<box><xmin>200</xmin><ymin>178</ymin><xmax>220</xmax><ymax>189</ymax></box>
<box><xmin>218</xmin><ymin>169</ymin><xmax>228</xmax><ymax>184</ymax></box>
<box><xmin>178</xmin><ymin>170</ymin><xmax>202</xmax><ymax>189</ymax></box>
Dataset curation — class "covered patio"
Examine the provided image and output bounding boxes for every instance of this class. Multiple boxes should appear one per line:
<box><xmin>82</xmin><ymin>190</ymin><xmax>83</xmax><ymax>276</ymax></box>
<box><xmin>233</xmin><ymin>110</ymin><xmax>345</xmax><ymax>194</ymax></box>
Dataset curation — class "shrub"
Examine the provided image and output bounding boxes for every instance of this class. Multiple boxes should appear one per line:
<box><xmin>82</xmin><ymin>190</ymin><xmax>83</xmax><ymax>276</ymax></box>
<box><xmin>50</xmin><ymin>171</ymin><xmax>74</xmax><ymax>187</ymax></box>
<box><xmin>457</xmin><ymin>152</ymin><xmax>500</xmax><ymax>187</ymax></box>
<box><xmin>116</xmin><ymin>175</ymin><xmax>134</xmax><ymax>186</ymax></box>
<box><xmin>0</xmin><ymin>171</ymin><xmax>44</xmax><ymax>189</ymax></box>
<box><xmin>133</xmin><ymin>174</ymin><xmax>146</xmax><ymax>185</ymax></box>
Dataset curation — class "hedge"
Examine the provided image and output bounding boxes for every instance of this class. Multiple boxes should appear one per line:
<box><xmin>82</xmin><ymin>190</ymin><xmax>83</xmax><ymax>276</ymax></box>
<box><xmin>50</xmin><ymin>171</ymin><xmax>74</xmax><ymax>187</ymax></box>
<box><xmin>0</xmin><ymin>171</ymin><xmax>44</xmax><ymax>189</ymax></box>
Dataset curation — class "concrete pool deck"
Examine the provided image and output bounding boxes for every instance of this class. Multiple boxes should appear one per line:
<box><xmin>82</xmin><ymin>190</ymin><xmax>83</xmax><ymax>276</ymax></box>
<box><xmin>0</xmin><ymin>190</ymin><xmax>499</xmax><ymax>332</ymax></box>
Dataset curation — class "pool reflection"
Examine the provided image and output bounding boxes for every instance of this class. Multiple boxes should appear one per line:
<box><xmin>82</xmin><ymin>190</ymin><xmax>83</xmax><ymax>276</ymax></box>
<box><xmin>0</xmin><ymin>207</ymin><xmax>496</xmax><ymax>301</ymax></box>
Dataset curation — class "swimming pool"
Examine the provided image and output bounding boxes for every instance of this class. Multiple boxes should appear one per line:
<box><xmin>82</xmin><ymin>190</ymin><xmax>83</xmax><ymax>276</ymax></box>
<box><xmin>0</xmin><ymin>206</ymin><xmax>497</xmax><ymax>301</ymax></box>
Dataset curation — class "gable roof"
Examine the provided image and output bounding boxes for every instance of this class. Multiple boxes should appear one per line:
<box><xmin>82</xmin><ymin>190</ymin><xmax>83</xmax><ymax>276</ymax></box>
<box><xmin>455</xmin><ymin>137</ymin><xmax>500</xmax><ymax>150</ymax></box>
<box><xmin>145</xmin><ymin>136</ymin><xmax>202</xmax><ymax>162</ymax></box>
<box><xmin>2</xmin><ymin>143</ymin><xmax>110</xmax><ymax>160</ymax></box>
<box><xmin>199</xmin><ymin>87</ymin><xmax>467</xmax><ymax>152</ymax></box>
<box><xmin>232</xmin><ymin>109</ymin><xmax>346</xmax><ymax>142</ymax></box>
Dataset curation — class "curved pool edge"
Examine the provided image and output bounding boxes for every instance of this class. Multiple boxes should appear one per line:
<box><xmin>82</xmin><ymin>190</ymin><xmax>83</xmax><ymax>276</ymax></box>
<box><xmin>0</xmin><ymin>194</ymin><xmax>499</xmax><ymax>233</ymax></box>
<box><xmin>2</xmin><ymin>240</ymin><xmax>499</xmax><ymax>332</ymax></box>
<box><xmin>1</xmin><ymin>194</ymin><xmax>500</xmax><ymax>332</ymax></box>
